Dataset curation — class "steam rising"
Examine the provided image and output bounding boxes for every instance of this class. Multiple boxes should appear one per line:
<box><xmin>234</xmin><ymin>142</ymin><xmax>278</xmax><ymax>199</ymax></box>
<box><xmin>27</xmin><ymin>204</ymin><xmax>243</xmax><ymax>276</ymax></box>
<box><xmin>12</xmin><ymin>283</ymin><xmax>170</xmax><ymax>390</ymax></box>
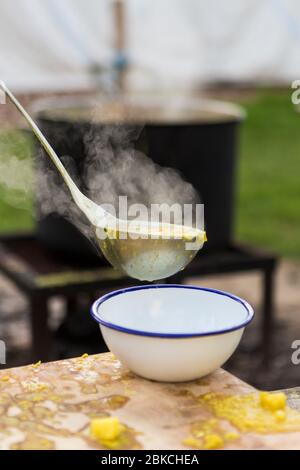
<box><xmin>0</xmin><ymin>109</ymin><xmax>200</xmax><ymax>242</ymax></box>
<box><xmin>83</xmin><ymin>123</ymin><xmax>199</xmax><ymax>211</ymax></box>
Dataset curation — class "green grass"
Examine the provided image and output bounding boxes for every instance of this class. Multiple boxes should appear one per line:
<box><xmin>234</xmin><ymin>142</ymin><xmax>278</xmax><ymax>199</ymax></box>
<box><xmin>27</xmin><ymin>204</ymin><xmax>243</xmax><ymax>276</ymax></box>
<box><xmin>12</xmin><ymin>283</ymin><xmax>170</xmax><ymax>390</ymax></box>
<box><xmin>0</xmin><ymin>89</ymin><xmax>299</xmax><ymax>257</ymax></box>
<box><xmin>236</xmin><ymin>89</ymin><xmax>300</xmax><ymax>257</ymax></box>
<box><xmin>0</xmin><ymin>130</ymin><xmax>34</xmax><ymax>232</ymax></box>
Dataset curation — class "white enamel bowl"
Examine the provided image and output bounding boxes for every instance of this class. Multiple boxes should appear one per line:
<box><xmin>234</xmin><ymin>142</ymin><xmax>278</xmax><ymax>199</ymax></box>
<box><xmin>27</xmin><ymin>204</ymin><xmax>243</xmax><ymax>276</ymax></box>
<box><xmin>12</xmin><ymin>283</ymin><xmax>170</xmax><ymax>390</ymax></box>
<box><xmin>91</xmin><ymin>285</ymin><xmax>254</xmax><ymax>382</ymax></box>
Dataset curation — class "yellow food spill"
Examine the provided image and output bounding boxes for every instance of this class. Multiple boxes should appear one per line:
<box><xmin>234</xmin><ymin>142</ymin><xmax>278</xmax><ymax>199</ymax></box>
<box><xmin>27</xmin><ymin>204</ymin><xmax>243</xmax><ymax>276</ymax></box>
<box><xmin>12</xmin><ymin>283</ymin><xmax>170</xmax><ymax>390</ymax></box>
<box><xmin>183</xmin><ymin>415</ymin><xmax>239</xmax><ymax>450</ymax></box>
<box><xmin>204</xmin><ymin>434</ymin><xmax>224</xmax><ymax>450</ymax></box>
<box><xmin>18</xmin><ymin>400</ymin><xmax>31</xmax><ymax>410</ymax></box>
<box><xmin>183</xmin><ymin>391</ymin><xmax>300</xmax><ymax>450</ymax></box>
<box><xmin>260</xmin><ymin>391</ymin><xmax>286</xmax><ymax>411</ymax></box>
<box><xmin>21</xmin><ymin>379</ymin><xmax>49</xmax><ymax>392</ymax></box>
<box><xmin>274</xmin><ymin>410</ymin><xmax>286</xmax><ymax>422</ymax></box>
<box><xmin>32</xmin><ymin>394</ymin><xmax>45</xmax><ymax>402</ymax></box>
<box><xmin>1</xmin><ymin>376</ymin><xmax>10</xmax><ymax>382</ymax></box>
<box><xmin>182</xmin><ymin>437</ymin><xmax>201</xmax><ymax>449</ymax></box>
<box><xmin>90</xmin><ymin>417</ymin><xmax>125</xmax><ymax>449</ymax></box>
<box><xmin>11</xmin><ymin>434</ymin><xmax>55</xmax><ymax>450</ymax></box>
<box><xmin>199</xmin><ymin>392</ymin><xmax>300</xmax><ymax>434</ymax></box>
<box><xmin>224</xmin><ymin>432</ymin><xmax>239</xmax><ymax>441</ymax></box>
<box><xmin>76</xmin><ymin>354</ymin><xmax>90</xmax><ymax>366</ymax></box>
<box><xmin>32</xmin><ymin>361</ymin><xmax>42</xmax><ymax>368</ymax></box>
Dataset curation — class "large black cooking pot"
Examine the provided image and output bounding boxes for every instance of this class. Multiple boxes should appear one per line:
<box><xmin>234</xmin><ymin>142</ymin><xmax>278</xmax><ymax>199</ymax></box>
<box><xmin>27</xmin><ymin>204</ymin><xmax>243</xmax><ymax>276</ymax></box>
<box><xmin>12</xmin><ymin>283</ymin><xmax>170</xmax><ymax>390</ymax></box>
<box><xmin>33</xmin><ymin>95</ymin><xmax>245</xmax><ymax>261</ymax></box>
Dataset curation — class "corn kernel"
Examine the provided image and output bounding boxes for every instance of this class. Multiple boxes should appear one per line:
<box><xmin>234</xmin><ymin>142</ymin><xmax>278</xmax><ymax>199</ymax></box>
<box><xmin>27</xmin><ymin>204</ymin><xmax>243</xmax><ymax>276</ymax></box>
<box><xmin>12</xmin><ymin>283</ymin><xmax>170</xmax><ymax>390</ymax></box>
<box><xmin>19</xmin><ymin>400</ymin><xmax>30</xmax><ymax>409</ymax></box>
<box><xmin>274</xmin><ymin>409</ymin><xmax>286</xmax><ymax>422</ymax></box>
<box><xmin>1</xmin><ymin>376</ymin><xmax>10</xmax><ymax>382</ymax></box>
<box><xmin>260</xmin><ymin>392</ymin><xmax>286</xmax><ymax>411</ymax></box>
<box><xmin>208</xmin><ymin>418</ymin><xmax>218</xmax><ymax>426</ymax></box>
<box><xmin>90</xmin><ymin>417</ymin><xmax>123</xmax><ymax>443</ymax></box>
<box><xmin>224</xmin><ymin>432</ymin><xmax>239</xmax><ymax>441</ymax></box>
<box><xmin>32</xmin><ymin>361</ymin><xmax>41</xmax><ymax>368</ymax></box>
<box><xmin>204</xmin><ymin>434</ymin><xmax>224</xmax><ymax>450</ymax></box>
<box><xmin>203</xmin><ymin>393</ymin><xmax>213</xmax><ymax>401</ymax></box>
<box><xmin>182</xmin><ymin>437</ymin><xmax>201</xmax><ymax>449</ymax></box>
<box><xmin>32</xmin><ymin>394</ymin><xmax>43</xmax><ymax>402</ymax></box>
<box><xmin>100</xmin><ymin>438</ymin><xmax>122</xmax><ymax>450</ymax></box>
<box><xmin>81</xmin><ymin>353</ymin><xmax>89</xmax><ymax>359</ymax></box>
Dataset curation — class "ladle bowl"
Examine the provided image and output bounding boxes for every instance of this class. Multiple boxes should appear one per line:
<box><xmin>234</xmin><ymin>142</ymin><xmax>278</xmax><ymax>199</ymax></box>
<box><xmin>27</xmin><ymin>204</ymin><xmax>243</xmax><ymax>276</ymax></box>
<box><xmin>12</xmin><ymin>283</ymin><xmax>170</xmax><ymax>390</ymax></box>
<box><xmin>96</xmin><ymin>220</ymin><xmax>205</xmax><ymax>281</ymax></box>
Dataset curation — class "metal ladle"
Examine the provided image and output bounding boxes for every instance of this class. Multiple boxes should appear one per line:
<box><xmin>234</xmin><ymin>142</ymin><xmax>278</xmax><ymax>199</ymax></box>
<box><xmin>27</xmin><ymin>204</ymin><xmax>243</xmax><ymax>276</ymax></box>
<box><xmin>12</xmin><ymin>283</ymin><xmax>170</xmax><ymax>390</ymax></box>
<box><xmin>1</xmin><ymin>82</ymin><xmax>206</xmax><ymax>281</ymax></box>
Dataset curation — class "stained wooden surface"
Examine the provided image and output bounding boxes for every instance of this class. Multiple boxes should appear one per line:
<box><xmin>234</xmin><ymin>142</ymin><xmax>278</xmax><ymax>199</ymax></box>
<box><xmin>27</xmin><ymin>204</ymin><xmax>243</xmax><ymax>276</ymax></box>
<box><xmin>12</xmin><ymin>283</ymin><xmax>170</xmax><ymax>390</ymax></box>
<box><xmin>0</xmin><ymin>353</ymin><xmax>300</xmax><ymax>450</ymax></box>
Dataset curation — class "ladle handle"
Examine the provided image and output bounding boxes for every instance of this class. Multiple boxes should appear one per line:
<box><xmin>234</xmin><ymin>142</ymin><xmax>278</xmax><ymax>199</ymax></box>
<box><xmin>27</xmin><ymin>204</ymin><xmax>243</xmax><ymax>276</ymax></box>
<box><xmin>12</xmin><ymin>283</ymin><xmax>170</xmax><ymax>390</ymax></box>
<box><xmin>0</xmin><ymin>81</ymin><xmax>102</xmax><ymax>224</ymax></box>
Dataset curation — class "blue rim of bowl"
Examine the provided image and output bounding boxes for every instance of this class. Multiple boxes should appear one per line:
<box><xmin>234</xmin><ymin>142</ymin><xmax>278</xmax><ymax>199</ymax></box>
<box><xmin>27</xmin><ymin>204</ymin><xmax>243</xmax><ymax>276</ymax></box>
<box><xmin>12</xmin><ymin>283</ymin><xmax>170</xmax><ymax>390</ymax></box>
<box><xmin>90</xmin><ymin>284</ymin><xmax>254</xmax><ymax>339</ymax></box>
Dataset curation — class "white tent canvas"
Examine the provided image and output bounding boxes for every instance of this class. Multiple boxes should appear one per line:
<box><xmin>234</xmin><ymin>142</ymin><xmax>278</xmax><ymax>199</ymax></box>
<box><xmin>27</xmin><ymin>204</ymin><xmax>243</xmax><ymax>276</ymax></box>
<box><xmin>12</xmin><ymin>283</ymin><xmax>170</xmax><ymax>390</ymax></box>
<box><xmin>0</xmin><ymin>0</ymin><xmax>300</xmax><ymax>92</ymax></box>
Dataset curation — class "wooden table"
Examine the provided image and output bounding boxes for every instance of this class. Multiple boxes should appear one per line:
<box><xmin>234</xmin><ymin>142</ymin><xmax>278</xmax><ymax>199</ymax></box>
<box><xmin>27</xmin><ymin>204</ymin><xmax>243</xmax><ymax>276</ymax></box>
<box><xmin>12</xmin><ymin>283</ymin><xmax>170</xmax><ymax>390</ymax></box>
<box><xmin>0</xmin><ymin>353</ymin><xmax>299</xmax><ymax>450</ymax></box>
